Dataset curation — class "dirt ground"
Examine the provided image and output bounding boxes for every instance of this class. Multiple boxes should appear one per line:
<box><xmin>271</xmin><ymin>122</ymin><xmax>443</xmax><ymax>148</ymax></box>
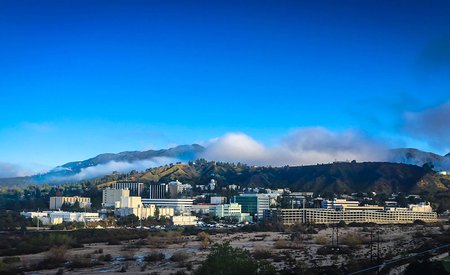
<box><xmin>5</xmin><ymin>224</ymin><xmax>448</xmax><ymax>274</ymax></box>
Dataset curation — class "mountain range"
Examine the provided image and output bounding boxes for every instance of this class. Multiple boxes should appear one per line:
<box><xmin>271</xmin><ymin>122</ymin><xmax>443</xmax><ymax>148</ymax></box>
<box><xmin>0</xmin><ymin>145</ymin><xmax>449</xmax><ymax>187</ymax></box>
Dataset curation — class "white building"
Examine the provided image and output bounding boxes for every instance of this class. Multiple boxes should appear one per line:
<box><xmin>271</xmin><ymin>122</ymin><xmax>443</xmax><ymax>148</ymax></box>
<box><xmin>102</xmin><ymin>188</ymin><xmax>130</xmax><ymax>208</ymax></box>
<box><xmin>21</xmin><ymin>211</ymin><xmax>101</xmax><ymax>225</ymax></box>
<box><xmin>273</xmin><ymin>203</ymin><xmax>438</xmax><ymax>225</ymax></box>
<box><xmin>117</xmin><ymin>196</ymin><xmax>143</xmax><ymax>208</ymax></box>
<box><xmin>168</xmin><ymin>180</ymin><xmax>192</xmax><ymax>198</ymax></box>
<box><xmin>321</xmin><ymin>199</ymin><xmax>359</xmax><ymax>209</ymax></box>
<box><xmin>112</xmin><ymin>181</ymin><xmax>144</xmax><ymax>196</ymax></box>
<box><xmin>149</xmin><ymin>183</ymin><xmax>168</xmax><ymax>199</ymax></box>
<box><xmin>114</xmin><ymin>196</ymin><xmax>173</xmax><ymax>220</ymax></box>
<box><xmin>212</xmin><ymin>203</ymin><xmax>252</xmax><ymax>223</ymax></box>
<box><xmin>115</xmin><ymin>204</ymin><xmax>157</xmax><ymax>220</ymax></box>
<box><xmin>50</xmin><ymin>196</ymin><xmax>91</xmax><ymax>210</ymax></box>
<box><xmin>172</xmin><ymin>215</ymin><xmax>197</xmax><ymax>226</ymax></box>
<box><xmin>142</xmin><ymin>198</ymin><xmax>194</xmax><ymax>214</ymax></box>
<box><xmin>210</xmin><ymin>196</ymin><xmax>226</xmax><ymax>205</ymax></box>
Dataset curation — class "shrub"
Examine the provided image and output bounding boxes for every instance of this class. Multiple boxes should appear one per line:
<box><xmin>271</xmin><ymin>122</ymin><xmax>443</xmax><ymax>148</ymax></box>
<box><xmin>341</xmin><ymin>233</ymin><xmax>363</xmax><ymax>248</ymax></box>
<box><xmin>170</xmin><ymin>251</ymin><xmax>190</xmax><ymax>262</ymax></box>
<box><xmin>99</xmin><ymin>254</ymin><xmax>113</xmax><ymax>262</ymax></box>
<box><xmin>195</xmin><ymin>242</ymin><xmax>275</xmax><ymax>275</ymax></box>
<box><xmin>145</xmin><ymin>252</ymin><xmax>165</xmax><ymax>262</ymax></box>
<box><xmin>274</xmin><ymin>239</ymin><xmax>289</xmax><ymax>249</ymax></box>
<box><xmin>107</xmin><ymin>239</ymin><xmax>121</xmax><ymax>245</ymax></box>
<box><xmin>314</xmin><ymin>236</ymin><xmax>328</xmax><ymax>245</ymax></box>
<box><xmin>46</xmin><ymin>246</ymin><xmax>68</xmax><ymax>263</ymax></box>
<box><xmin>253</xmin><ymin>248</ymin><xmax>272</xmax><ymax>259</ymax></box>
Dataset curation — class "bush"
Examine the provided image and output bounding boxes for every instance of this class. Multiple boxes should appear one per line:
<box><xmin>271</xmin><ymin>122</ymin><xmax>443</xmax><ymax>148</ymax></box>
<box><xmin>170</xmin><ymin>251</ymin><xmax>190</xmax><ymax>262</ymax></box>
<box><xmin>253</xmin><ymin>248</ymin><xmax>272</xmax><ymax>259</ymax></box>
<box><xmin>195</xmin><ymin>242</ymin><xmax>275</xmax><ymax>275</ymax></box>
<box><xmin>46</xmin><ymin>246</ymin><xmax>68</xmax><ymax>263</ymax></box>
<box><xmin>341</xmin><ymin>233</ymin><xmax>363</xmax><ymax>248</ymax></box>
<box><xmin>107</xmin><ymin>239</ymin><xmax>122</xmax><ymax>245</ymax></box>
<box><xmin>274</xmin><ymin>239</ymin><xmax>289</xmax><ymax>249</ymax></box>
<box><xmin>314</xmin><ymin>236</ymin><xmax>328</xmax><ymax>245</ymax></box>
<box><xmin>145</xmin><ymin>252</ymin><xmax>165</xmax><ymax>262</ymax></box>
<box><xmin>99</xmin><ymin>254</ymin><xmax>113</xmax><ymax>262</ymax></box>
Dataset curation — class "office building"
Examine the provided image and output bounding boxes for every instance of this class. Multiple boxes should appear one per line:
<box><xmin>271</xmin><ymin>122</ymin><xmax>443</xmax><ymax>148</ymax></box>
<box><xmin>271</xmin><ymin>204</ymin><xmax>438</xmax><ymax>225</ymax></box>
<box><xmin>321</xmin><ymin>199</ymin><xmax>359</xmax><ymax>209</ymax></box>
<box><xmin>211</xmin><ymin>203</ymin><xmax>252</xmax><ymax>223</ymax></box>
<box><xmin>142</xmin><ymin>198</ymin><xmax>194</xmax><ymax>214</ymax></box>
<box><xmin>172</xmin><ymin>215</ymin><xmax>197</xmax><ymax>226</ymax></box>
<box><xmin>50</xmin><ymin>196</ymin><xmax>91</xmax><ymax>210</ymax></box>
<box><xmin>210</xmin><ymin>196</ymin><xmax>226</xmax><ymax>205</ymax></box>
<box><xmin>21</xmin><ymin>211</ymin><xmax>100</xmax><ymax>225</ymax></box>
<box><xmin>112</xmin><ymin>181</ymin><xmax>144</xmax><ymax>196</ymax></box>
<box><xmin>168</xmin><ymin>180</ymin><xmax>192</xmax><ymax>198</ymax></box>
<box><xmin>231</xmin><ymin>194</ymin><xmax>270</xmax><ymax>219</ymax></box>
<box><xmin>102</xmin><ymin>188</ymin><xmax>130</xmax><ymax>208</ymax></box>
<box><xmin>149</xmin><ymin>183</ymin><xmax>168</xmax><ymax>199</ymax></box>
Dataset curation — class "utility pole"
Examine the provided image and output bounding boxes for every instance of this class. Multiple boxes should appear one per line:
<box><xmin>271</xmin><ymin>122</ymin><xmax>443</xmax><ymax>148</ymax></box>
<box><xmin>377</xmin><ymin>230</ymin><xmax>381</xmax><ymax>263</ymax></box>
<box><xmin>370</xmin><ymin>229</ymin><xmax>374</xmax><ymax>263</ymax></box>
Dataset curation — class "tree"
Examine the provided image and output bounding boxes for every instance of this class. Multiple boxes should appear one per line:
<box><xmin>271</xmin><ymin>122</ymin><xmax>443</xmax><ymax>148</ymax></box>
<box><xmin>195</xmin><ymin>242</ymin><xmax>275</xmax><ymax>275</ymax></box>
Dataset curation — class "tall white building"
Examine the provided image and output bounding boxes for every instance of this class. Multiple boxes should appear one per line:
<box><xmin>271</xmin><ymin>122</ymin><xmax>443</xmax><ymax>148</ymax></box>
<box><xmin>112</xmin><ymin>182</ymin><xmax>144</xmax><ymax>196</ymax></box>
<box><xmin>168</xmin><ymin>180</ymin><xmax>192</xmax><ymax>198</ymax></box>
<box><xmin>102</xmin><ymin>188</ymin><xmax>130</xmax><ymax>208</ymax></box>
<box><xmin>50</xmin><ymin>196</ymin><xmax>91</xmax><ymax>210</ymax></box>
<box><xmin>149</xmin><ymin>183</ymin><xmax>168</xmax><ymax>199</ymax></box>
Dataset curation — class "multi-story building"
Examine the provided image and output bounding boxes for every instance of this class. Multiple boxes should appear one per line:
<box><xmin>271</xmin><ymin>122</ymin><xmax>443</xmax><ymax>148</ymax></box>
<box><xmin>211</xmin><ymin>203</ymin><xmax>252</xmax><ymax>223</ymax></box>
<box><xmin>49</xmin><ymin>196</ymin><xmax>91</xmax><ymax>210</ymax></box>
<box><xmin>321</xmin><ymin>199</ymin><xmax>359</xmax><ymax>209</ymax></box>
<box><xmin>114</xmin><ymin>195</ymin><xmax>173</xmax><ymax>219</ymax></box>
<box><xmin>271</xmin><ymin>204</ymin><xmax>438</xmax><ymax>225</ymax></box>
<box><xmin>168</xmin><ymin>180</ymin><xmax>192</xmax><ymax>198</ymax></box>
<box><xmin>112</xmin><ymin>181</ymin><xmax>144</xmax><ymax>196</ymax></box>
<box><xmin>21</xmin><ymin>211</ymin><xmax>101</xmax><ymax>225</ymax></box>
<box><xmin>102</xmin><ymin>188</ymin><xmax>130</xmax><ymax>208</ymax></box>
<box><xmin>210</xmin><ymin>196</ymin><xmax>226</xmax><ymax>205</ymax></box>
<box><xmin>141</xmin><ymin>198</ymin><xmax>194</xmax><ymax>214</ymax></box>
<box><xmin>149</xmin><ymin>183</ymin><xmax>168</xmax><ymax>199</ymax></box>
<box><xmin>116</xmin><ymin>204</ymin><xmax>157</xmax><ymax>220</ymax></box>
<box><xmin>231</xmin><ymin>194</ymin><xmax>270</xmax><ymax>219</ymax></box>
<box><xmin>172</xmin><ymin>215</ymin><xmax>197</xmax><ymax>226</ymax></box>
<box><xmin>117</xmin><ymin>196</ymin><xmax>143</xmax><ymax>208</ymax></box>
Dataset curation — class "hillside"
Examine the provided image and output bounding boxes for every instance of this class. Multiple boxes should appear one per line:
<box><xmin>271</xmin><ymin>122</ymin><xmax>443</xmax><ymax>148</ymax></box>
<box><xmin>126</xmin><ymin>160</ymin><xmax>450</xmax><ymax>195</ymax></box>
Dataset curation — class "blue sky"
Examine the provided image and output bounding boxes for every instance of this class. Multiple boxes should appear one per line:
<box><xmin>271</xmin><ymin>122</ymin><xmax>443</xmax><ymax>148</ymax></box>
<box><xmin>1</xmin><ymin>0</ymin><xmax>450</xmax><ymax>174</ymax></box>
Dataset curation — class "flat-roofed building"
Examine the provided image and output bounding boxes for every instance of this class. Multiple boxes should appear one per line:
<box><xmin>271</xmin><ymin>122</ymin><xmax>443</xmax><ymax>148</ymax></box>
<box><xmin>272</xmin><ymin>207</ymin><xmax>438</xmax><ymax>225</ymax></box>
<box><xmin>321</xmin><ymin>199</ymin><xmax>359</xmax><ymax>209</ymax></box>
<box><xmin>231</xmin><ymin>194</ymin><xmax>270</xmax><ymax>219</ymax></box>
<box><xmin>116</xmin><ymin>204</ymin><xmax>157</xmax><ymax>220</ymax></box>
<box><xmin>211</xmin><ymin>203</ymin><xmax>252</xmax><ymax>223</ymax></box>
<box><xmin>172</xmin><ymin>215</ymin><xmax>197</xmax><ymax>226</ymax></box>
<box><xmin>102</xmin><ymin>188</ymin><xmax>130</xmax><ymax>208</ymax></box>
<box><xmin>112</xmin><ymin>181</ymin><xmax>144</xmax><ymax>196</ymax></box>
<box><xmin>117</xmin><ymin>196</ymin><xmax>143</xmax><ymax>208</ymax></box>
<box><xmin>142</xmin><ymin>198</ymin><xmax>194</xmax><ymax>214</ymax></box>
<box><xmin>50</xmin><ymin>196</ymin><xmax>91</xmax><ymax>210</ymax></box>
<box><xmin>149</xmin><ymin>183</ymin><xmax>168</xmax><ymax>199</ymax></box>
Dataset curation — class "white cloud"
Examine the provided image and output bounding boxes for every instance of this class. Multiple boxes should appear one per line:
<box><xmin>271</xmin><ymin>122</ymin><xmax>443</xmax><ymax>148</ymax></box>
<box><xmin>0</xmin><ymin>162</ymin><xmax>48</xmax><ymax>178</ymax></box>
<box><xmin>201</xmin><ymin>128</ymin><xmax>387</xmax><ymax>166</ymax></box>
<box><xmin>403</xmin><ymin>102</ymin><xmax>450</xmax><ymax>152</ymax></box>
<box><xmin>62</xmin><ymin>157</ymin><xmax>180</xmax><ymax>181</ymax></box>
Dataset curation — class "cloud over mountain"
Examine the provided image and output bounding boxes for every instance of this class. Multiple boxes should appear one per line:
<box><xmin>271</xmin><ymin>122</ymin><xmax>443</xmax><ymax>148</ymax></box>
<box><xmin>0</xmin><ymin>162</ymin><xmax>42</xmax><ymax>178</ymax></box>
<box><xmin>404</xmin><ymin>102</ymin><xmax>450</xmax><ymax>151</ymax></box>
<box><xmin>201</xmin><ymin>128</ymin><xmax>388</xmax><ymax>166</ymax></box>
<box><xmin>59</xmin><ymin>157</ymin><xmax>181</xmax><ymax>181</ymax></box>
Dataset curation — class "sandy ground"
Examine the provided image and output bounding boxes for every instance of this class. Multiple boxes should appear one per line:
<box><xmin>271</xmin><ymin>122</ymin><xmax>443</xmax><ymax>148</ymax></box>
<box><xmin>4</xmin><ymin>224</ymin><xmax>447</xmax><ymax>274</ymax></box>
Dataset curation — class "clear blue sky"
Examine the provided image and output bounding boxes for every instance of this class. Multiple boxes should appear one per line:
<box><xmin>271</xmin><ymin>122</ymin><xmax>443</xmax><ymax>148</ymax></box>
<box><xmin>1</xmin><ymin>0</ymin><xmax>450</xmax><ymax>170</ymax></box>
